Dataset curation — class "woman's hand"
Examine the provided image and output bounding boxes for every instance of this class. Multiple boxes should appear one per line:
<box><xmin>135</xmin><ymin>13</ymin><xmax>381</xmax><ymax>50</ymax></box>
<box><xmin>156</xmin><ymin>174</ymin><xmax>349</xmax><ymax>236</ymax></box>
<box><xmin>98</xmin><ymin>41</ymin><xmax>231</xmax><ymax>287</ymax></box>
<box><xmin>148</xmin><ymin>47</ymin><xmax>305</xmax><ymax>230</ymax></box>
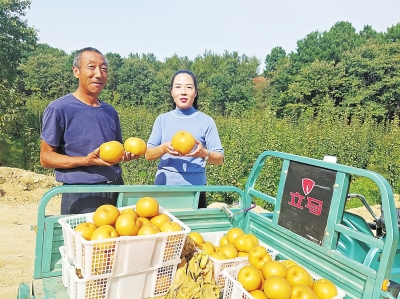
<box><xmin>145</xmin><ymin>141</ymin><xmax>179</xmax><ymax>161</ymax></box>
<box><xmin>163</xmin><ymin>141</ymin><xmax>181</xmax><ymax>156</ymax></box>
<box><xmin>186</xmin><ymin>140</ymin><xmax>207</xmax><ymax>158</ymax></box>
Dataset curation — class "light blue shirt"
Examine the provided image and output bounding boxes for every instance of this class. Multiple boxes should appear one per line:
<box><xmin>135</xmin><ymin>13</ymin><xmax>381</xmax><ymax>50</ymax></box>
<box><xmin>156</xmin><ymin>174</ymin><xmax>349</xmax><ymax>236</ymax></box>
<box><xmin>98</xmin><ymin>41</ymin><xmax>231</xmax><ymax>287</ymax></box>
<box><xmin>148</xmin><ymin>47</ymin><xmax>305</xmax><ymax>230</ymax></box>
<box><xmin>147</xmin><ymin>107</ymin><xmax>224</xmax><ymax>185</ymax></box>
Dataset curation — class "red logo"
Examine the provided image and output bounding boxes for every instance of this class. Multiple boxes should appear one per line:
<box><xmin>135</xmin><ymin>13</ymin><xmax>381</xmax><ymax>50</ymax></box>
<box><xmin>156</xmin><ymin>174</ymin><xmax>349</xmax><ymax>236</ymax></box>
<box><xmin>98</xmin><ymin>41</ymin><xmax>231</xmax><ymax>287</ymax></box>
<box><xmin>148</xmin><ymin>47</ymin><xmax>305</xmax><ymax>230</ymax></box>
<box><xmin>302</xmin><ymin>178</ymin><xmax>315</xmax><ymax>195</ymax></box>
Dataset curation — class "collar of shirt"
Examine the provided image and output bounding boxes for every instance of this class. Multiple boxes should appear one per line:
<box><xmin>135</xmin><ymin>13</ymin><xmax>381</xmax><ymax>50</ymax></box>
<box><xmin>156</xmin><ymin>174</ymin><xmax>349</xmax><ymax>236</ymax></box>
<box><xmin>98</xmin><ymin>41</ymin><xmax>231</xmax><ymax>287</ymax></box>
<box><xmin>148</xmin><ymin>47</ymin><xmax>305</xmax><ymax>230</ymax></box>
<box><xmin>173</xmin><ymin>107</ymin><xmax>197</xmax><ymax>117</ymax></box>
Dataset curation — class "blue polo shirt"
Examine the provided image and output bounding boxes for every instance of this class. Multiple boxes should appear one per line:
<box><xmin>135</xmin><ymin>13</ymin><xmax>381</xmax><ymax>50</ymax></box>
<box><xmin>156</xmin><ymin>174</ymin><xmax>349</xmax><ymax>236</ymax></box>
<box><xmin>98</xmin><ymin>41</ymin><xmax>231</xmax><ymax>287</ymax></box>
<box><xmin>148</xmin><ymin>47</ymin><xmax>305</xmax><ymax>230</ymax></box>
<box><xmin>41</xmin><ymin>94</ymin><xmax>122</xmax><ymax>184</ymax></box>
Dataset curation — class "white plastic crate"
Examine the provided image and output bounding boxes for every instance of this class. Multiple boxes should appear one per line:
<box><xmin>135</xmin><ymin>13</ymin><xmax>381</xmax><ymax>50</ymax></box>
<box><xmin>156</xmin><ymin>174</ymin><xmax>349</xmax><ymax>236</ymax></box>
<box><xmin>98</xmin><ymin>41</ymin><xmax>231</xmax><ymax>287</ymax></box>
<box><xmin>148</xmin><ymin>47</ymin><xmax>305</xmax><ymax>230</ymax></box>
<box><xmin>60</xmin><ymin>245</ymin><xmax>177</xmax><ymax>299</ymax></box>
<box><xmin>58</xmin><ymin>205</ymin><xmax>190</xmax><ymax>280</ymax></box>
<box><xmin>221</xmin><ymin>265</ymin><xmax>346</xmax><ymax>299</ymax></box>
<box><xmin>63</xmin><ymin>260</ymin><xmax>178</xmax><ymax>299</ymax></box>
<box><xmin>199</xmin><ymin>231</ymin><xmax>280</xmax><ymax>288</ymax></box>
<box><xmin>59</xmin><ymin>246</ymin><xmax>70</xmax><ymax>288</ymax></box>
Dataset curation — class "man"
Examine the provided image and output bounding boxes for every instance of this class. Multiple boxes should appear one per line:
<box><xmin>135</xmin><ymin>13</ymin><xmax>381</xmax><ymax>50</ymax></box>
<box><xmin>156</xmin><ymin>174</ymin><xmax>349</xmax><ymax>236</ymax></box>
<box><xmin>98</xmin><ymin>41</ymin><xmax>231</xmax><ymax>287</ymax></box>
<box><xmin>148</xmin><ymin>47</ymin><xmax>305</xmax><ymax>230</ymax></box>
<box><xmin>40</xmin><ymin>47</ymin><xmax>135</xmax><ymax>214</ymax></box>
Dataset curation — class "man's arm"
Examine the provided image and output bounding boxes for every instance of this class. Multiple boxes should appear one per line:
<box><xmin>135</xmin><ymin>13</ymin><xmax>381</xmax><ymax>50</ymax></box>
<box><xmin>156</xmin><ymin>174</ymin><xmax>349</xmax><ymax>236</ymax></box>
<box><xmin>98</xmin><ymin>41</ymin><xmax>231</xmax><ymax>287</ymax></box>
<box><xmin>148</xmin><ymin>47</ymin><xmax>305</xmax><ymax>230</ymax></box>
<box><xmin>40</xmin><ymin>140</ymin><xmax>113</xmax><ymax>168</ymax></box>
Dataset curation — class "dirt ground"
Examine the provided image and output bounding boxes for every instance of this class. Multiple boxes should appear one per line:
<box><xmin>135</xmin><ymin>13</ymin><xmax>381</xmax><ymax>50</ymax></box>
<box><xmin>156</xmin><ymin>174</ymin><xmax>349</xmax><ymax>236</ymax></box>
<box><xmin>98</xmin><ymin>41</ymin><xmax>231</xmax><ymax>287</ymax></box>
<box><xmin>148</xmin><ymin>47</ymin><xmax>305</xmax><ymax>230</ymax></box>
<box><xmin>0</xmin><ymin>167</ymin><xmax>389</xmax><ymax>299</ymax></box>
<box><xmin>0</xmin><ymin>167</ymin><xmax>61</xmax><ymax>299</ymax></box>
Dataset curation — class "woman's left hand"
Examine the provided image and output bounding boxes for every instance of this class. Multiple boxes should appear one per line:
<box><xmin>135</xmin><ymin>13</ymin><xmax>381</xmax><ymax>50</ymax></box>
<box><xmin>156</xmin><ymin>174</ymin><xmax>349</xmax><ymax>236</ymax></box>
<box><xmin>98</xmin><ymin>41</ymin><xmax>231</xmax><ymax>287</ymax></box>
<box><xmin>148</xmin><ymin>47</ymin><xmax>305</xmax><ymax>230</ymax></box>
<box><xmin>186</xmin><ymin>140</ymin><xmax>206</xmax><ymax>158</ymax></box>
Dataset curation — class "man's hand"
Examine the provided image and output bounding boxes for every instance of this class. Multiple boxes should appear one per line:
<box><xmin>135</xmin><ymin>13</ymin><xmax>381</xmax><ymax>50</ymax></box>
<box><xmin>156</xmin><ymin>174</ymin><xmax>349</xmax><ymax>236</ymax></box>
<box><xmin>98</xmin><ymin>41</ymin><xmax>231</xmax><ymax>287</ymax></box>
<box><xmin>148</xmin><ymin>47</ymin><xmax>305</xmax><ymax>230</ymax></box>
<box><xmin>91</xmin><ymin>148</ymin><xmax>140</xmax><ymax>165</ymax></box>
<box><xmin>121</xmin><ymin>151</ymin><xmax>140</xmax><ymax>161</ymax></box>
<box><xmin>87</xmin><ymin>148</ymin><xmax>116</xmax><ymax>166</ymax></box>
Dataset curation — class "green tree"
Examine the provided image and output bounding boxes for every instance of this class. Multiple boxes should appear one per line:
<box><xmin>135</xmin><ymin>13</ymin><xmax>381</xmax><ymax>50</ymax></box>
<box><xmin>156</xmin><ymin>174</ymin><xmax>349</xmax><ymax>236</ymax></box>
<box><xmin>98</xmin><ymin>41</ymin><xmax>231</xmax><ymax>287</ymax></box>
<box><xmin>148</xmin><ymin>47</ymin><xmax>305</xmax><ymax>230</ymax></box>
<box><xmin>116</xmin><ymin>54</ymin><xmax>159</xmax><ymax>106</ymax></box>
<box><xmin>105</xmin><ymin>52</ymin><xmax>123</xmax><ymax>91</ymax></box>
<box><xmin>281</xmin><ymin>60</ymin><xmax>347</xmax><ymax>117</ymax></box>
<box><xmin>318</xmin><ymin>21</ymin><xmax>363</xmax><ymax>63</ymax></box>
<box><xmin>193</xmin><ymin>51</ymin><xmax>259</xmax><ymax>114</ymax></box>
<box><xmin>359</xmin><ymin>25</ymin><xmax>381</xmax><ymax>41</ymax></box>
<box><xmin>263</xmin><ymin>22</ymin><xmax>398</xmax><ymax>119</ymax></box>
<box><xmin>101</xmin><ymin>52</ymin><xmax>123</xmax><ymax>103</ymax></box>
<box><xmin>0</xmin><ymin>0</ymin><xmax>37</xmax><ymax>167</ymax></box>
<box><xmin>18</xmin><ymin>53</ymin><xmax>72</xmax><ymax>98</ymax></box>
<box><xmin>342</xmin><ymin>40</ymin><xmax>400</xmax><ymax>121</ymax></box>
<box><xmin>263</xmin><ymin>46</ymin><xmax>286</xmax><ymax>76</ymax></box>
<box><xmin>291</xmin><ymin>30</ymin><xmax>322</xmax><ymax>66</ymax></box>
<box><xmin>191</xmin><ymin>51</ymin><xmax>222</xmax><ymax>109</ymax></box>
<box><xmin>23</xmin><ymin>43</ymin><xmax>67</xmax><ymax>59</ymax></box>
<box><xmin>385</xmin><ymin>23</ymin><xmax>400</xmax><ymax>42</ymax></box>
<box><xmin>0</xmin><ymin>81</ymin><xmax>41</xmax><ymax>169</ymax></box>
<box><xmin>0</xmin><ymin>83</ymin><xmax>24</xmax><ymax>140</ymax></box>
<box><xmin>191</xmin><ymin>50</ymin><xmax>222</xmax><ymax>78</ymax></box>
<box><xmin>263</xmin><ymin>57</ymin><xmax>295</xmax><ymax>114</ymax></box>
<box><xmin>0</xmin><ymin>0</ymin><xmax>37</xmax><ymax>85</ymax></box>
<box><xmin>163</xmin><ymin>54</ymin><xmax>192</xmax><ymax>71</ymax></box>
<box><xmin>292</xmin><ymin>21</ymin><xmax>362</xmax><ymax>67</ymax></box>
<box><xmin>143</xmin><ymin>69</ymin><xmax>172</xmax><ymax>110</ymax></box>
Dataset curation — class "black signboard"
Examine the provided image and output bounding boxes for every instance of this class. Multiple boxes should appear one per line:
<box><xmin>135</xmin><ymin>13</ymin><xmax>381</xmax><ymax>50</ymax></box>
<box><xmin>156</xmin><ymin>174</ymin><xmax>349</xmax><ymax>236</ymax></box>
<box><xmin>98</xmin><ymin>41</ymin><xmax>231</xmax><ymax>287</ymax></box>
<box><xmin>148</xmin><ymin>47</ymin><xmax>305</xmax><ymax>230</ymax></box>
<box><xmin>277</xmin><ymin>161</ymin><xmax>337</xmax><ymax>246</ymax></box>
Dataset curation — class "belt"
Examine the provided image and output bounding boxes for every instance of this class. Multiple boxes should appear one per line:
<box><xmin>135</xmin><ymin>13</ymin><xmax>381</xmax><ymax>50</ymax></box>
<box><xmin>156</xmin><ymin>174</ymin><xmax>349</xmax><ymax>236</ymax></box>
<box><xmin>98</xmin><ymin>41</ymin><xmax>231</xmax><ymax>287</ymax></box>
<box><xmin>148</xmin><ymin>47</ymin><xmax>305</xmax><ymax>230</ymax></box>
<box><xmin>63</xmin><ymin>176</ymin><xmax>122</xmax><ymax>185</ymax></box>
<box><xmin>97</xmin><ymin>176</ymin><xmax>121</xmax><ymax>185</ymax></box>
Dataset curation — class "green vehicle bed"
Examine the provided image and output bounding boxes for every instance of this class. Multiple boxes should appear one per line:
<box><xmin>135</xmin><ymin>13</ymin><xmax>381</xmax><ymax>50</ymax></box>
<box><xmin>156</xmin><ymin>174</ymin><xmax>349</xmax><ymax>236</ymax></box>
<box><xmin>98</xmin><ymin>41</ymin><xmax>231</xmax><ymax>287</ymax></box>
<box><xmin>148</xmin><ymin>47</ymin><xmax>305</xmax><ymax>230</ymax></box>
<box><xmin>17</xmin><ymin>151</ymin><xmax>400</xmax><ymax>299</ymax></box>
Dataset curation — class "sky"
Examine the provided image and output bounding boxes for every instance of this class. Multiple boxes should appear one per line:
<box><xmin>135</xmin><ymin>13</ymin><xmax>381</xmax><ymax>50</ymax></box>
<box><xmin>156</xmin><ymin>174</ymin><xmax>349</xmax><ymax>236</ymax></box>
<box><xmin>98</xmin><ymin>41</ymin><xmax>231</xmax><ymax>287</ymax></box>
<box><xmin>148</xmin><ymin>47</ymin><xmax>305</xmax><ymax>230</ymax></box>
<box><xmin>25</xmin><ymin>0</ymin><xmax>400</xmax><ymax>72</ymax></box>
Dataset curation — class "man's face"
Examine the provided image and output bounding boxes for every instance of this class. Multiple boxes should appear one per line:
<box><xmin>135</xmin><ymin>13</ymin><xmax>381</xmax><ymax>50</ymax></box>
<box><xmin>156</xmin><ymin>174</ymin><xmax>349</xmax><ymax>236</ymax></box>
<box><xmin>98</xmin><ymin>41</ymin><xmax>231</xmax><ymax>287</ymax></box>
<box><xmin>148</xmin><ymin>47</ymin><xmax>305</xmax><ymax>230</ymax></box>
<box><xmin>73</xmin><ymin>51</ymin><xmax>108</xmax><ymax>96</ymax></box>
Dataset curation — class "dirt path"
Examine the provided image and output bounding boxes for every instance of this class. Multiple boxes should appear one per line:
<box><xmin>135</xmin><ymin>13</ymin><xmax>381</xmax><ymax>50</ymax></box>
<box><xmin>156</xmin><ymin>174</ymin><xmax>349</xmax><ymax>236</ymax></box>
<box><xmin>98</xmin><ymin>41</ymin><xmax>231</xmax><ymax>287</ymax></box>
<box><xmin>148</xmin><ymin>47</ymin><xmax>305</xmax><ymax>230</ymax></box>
<box><xmin>0</xmin><ymin>167</ymin><xmax>388</xmax><ymax>299</ymax></box>
<box><xmin>0</xmin><ymin>167</ymin><xmax>61</xmax><ymax>299</ymax></box>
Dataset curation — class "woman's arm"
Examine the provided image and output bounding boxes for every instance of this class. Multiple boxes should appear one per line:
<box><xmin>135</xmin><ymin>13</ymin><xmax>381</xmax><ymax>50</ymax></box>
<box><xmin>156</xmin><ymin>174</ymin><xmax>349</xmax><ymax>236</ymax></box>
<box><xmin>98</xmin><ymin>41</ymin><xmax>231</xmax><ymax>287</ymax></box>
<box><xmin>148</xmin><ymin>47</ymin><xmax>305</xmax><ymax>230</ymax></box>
<box><xmin>145</xmin><ymin>142</ymin><xmax>180</xmax><ymax>161</ymax></box>
<box><xmin>188</xmin><ymin>141</ymin><xmax>224</xmax><ymax>165</ymax></box>
<box><xmin>204</xmin><ymin>149</ymin><xmax>224</xmax><ymax>165</ymax></box>
<box><xmin>145</xmin><ymin>144</ymin><xmax>167</xmax><ymax>161</ymax></box>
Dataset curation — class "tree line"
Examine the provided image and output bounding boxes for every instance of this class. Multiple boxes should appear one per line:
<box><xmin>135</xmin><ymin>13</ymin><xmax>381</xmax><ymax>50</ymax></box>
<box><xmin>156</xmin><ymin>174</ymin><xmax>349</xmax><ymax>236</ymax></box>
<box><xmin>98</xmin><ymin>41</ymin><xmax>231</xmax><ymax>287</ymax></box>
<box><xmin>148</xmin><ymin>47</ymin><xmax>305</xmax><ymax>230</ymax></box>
<box><xmin>1</xmin><ymin>1</ymin><xmax>400</xmax><ymax>206</ymax></box>
<box><xmin>264</xmin><ymin>22</ymin><xmax>400</xmax><ymax>123</ymax></box>
<box><xmin>3</xmin><ymin>2</ymin><xmax>399</xmax><ymax>120</ymax></box>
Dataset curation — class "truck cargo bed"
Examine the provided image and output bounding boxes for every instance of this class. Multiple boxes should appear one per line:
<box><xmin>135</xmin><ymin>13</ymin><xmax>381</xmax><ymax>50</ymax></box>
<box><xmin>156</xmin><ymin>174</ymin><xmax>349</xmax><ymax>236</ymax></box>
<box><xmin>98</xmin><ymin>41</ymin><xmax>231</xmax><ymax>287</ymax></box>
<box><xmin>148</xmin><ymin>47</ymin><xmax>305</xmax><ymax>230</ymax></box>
<box><xmin>19</xmin><ymin>151</ymin><xmax>400</xmax><ymax>299</ymax></box>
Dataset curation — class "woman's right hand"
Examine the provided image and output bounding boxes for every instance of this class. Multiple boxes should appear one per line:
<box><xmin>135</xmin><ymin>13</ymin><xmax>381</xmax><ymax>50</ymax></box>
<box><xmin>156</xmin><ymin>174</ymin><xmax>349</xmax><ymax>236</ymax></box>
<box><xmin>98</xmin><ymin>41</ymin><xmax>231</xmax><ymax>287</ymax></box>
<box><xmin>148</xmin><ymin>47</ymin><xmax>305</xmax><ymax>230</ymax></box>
<box><xmin>162</xmin><ymin>141</ymin><xmax>180</xmax><ymax>156</ymax></box>
<box><xmin>145</xmin><ymin>141</ymin><xmax>180</xmax><ymax>161</ymax></box>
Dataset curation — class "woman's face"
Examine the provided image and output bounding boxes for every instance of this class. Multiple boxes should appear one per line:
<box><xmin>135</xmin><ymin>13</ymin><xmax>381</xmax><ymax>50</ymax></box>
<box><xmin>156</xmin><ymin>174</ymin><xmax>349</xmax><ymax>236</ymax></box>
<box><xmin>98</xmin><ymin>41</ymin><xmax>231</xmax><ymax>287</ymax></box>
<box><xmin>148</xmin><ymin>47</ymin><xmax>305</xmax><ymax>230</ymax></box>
<box><xmin>171</xmin><ymin>73</ymin><xmax>197</xmax><ymax>110</ymax></box>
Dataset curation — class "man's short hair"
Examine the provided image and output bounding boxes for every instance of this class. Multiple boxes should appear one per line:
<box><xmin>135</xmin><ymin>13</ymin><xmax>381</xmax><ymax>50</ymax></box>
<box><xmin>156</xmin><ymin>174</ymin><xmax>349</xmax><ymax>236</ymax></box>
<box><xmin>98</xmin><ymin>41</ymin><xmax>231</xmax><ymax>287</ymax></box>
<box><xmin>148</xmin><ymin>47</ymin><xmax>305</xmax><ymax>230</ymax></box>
<box><xmin>73</xmin><ymin>47</ymin><xmax>108</xmax><ymax>68</ymax></box>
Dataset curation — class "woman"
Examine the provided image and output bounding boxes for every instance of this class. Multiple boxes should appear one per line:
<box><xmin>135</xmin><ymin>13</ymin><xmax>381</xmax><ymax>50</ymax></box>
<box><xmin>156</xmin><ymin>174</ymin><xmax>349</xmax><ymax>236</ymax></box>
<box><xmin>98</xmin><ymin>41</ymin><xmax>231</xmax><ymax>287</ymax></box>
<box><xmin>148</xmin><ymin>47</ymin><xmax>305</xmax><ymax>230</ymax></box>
<box><xmin>145</xmin><ymin>70</ymin><xmax>224</xmax><ymax>208</ymax></box>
